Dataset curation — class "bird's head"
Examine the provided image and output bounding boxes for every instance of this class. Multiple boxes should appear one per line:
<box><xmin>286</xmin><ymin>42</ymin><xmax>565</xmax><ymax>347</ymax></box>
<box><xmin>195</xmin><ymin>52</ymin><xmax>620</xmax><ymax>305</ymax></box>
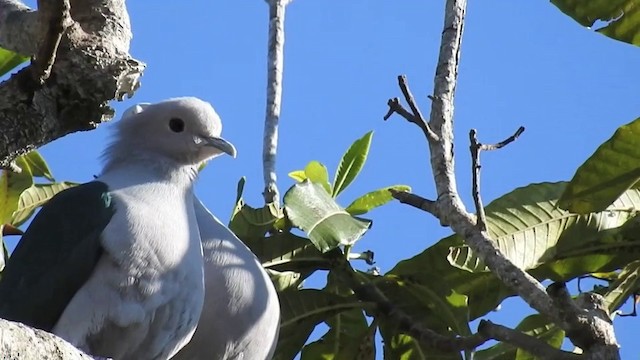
<box><xmin>106</xmin><ymin>97</ymin><xmax>237</xmax><ymax>167</ymax></box>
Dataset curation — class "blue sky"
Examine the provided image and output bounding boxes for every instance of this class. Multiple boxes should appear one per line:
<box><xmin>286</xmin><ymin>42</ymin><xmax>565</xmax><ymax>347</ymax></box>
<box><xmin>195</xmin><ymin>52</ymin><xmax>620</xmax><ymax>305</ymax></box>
<box><xmin>10</xmin><ymin>0</ymin><xmax>640</xmax><ymax>358</ymax></box>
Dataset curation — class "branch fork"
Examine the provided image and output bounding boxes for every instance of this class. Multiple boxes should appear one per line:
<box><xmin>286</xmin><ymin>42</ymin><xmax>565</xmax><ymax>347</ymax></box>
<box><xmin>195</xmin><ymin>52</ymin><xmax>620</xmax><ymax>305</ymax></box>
<box><xmin>381</xmin><ymin>0</ymin><xmax>620</xmax><ymax>357</ymax></box>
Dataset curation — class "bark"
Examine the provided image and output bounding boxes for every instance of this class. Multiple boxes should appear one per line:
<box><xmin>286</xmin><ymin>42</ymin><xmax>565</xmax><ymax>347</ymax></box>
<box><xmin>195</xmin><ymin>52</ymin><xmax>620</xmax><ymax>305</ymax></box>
<box><xmin>0</xmin><ymin>319</ymin><xmax>93</xmax><ymax>360</ymax></box>
<box><xmin>388</xmin><ymin>0</ymin><xmax>621</xmax><ymax>357</ymax></box>
<box><xmin>0</xmin><ymin>0</ymin><xmax>145</xmax><ymax>169</ymax></box>
<box><xmin>262</xmin><ymin>0</ymin><xmax>292</xmax><ymax>205</ymax></box>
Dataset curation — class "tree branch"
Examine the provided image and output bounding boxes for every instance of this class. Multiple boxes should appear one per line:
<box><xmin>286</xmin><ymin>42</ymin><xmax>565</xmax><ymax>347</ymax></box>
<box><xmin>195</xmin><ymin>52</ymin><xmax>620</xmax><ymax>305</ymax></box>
<box><xmin>262</xmin><ymin>0</ymin><xmax>292</xmax><ymax>205</ymax></box>
<box><xmin>469</xmin><ymin>127</ymin><xmax>524</xmax><ymax>231</ymax></box>
<box><xmin>0</xmin><ymin>318</ymin><xmax>93</xmax><ymax>359</ymax></box>
<box><xmin>0</xmin><ymin>0</ymin><xmax>40</xmax><ymax>55</ymax></box>
<box><xmin>0</xmin><ymin>0</ymin><xmax>145</xmax><ymax>169</ymax></box>
<box><xmin>385</xmin><ymin>0</ymin><xmax>621</xmax><ymax>357</ymax></box>
<box><xmin>478</xmin><ymin>320</ymin><xmax>581</xmax><ymax>360</ymax></box>
<box><xmin>335</xmin><ymin>259</ymin><xmax>488</xmax><ymax>352</ymax></box>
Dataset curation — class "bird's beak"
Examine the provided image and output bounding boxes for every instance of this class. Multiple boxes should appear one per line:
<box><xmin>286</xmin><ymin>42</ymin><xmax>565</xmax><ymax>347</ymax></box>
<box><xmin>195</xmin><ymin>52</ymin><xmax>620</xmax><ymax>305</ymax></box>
<box><xmin>204</xmin><ymin>136</ymin><xmax>237</xmax><ymax>158</ymax></box>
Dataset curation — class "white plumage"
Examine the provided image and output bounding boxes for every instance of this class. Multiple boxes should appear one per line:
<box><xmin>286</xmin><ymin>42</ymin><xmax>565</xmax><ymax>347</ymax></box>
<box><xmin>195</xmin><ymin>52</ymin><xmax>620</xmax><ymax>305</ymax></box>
<box><xmin>173</xmin><ymin>197</ymin><xmax>280</xmax><ymax>360</ymax></box>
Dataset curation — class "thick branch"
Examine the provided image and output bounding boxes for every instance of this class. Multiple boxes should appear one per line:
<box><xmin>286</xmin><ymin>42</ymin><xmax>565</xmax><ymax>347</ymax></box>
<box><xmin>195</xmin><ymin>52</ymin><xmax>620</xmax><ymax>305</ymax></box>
<box><xmin>0</xmin><ymin>318</ymin><xmax>93</xmax><ymax>359</ymax></box>
<box><xmin>262</xmin><ymin>0</ymin><xmax>292</xmax><ymax>205</ymax></box>
<box><xmin>0</xmin><ymin>0</ymin><xmax>145</xmax><ymax>168</ymax></box>
<box><xmin>0</xmin><ymin>0</ymin><xmax>40</xmax><ymax>55</ymax></box>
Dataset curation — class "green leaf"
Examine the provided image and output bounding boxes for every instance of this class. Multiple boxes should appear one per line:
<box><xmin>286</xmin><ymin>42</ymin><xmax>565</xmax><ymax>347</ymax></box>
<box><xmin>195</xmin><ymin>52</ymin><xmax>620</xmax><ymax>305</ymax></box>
<box><xmin>11</xmin><ymin>181</ymin><xmax>78</xmax><ymax>227</ymax></box>
<box><xmin>447</xmin><ymin>182</ymin><xmax>640</xmax><ymax>274</ymax></box>
<box><xmin>244</xmin><ymin>232</ymin><xmax>335</xmax><ymax>274</ymax></box>
<box><xmin>0</xmin><ymin>157</ymin><xmax>34</xmax><ymax>224</ymax></box>
<box><xmin>284</xmin><ymin>181</ymin><xmax>371</xmax><ymax>253</ymax></box>
<box><xmin>265</xmin><ymin>269</ymin><xmax>303</xmax><ymax>292</ymax></box>
<box><xmin>332</xmin><ymin>131</ymin><xmax>373</xmax><ymax>198</ymax></box>
<box><xmin>301</xmin><ymin>309</ymin><xmax>373</xmax><ymax>360</ymax></box>
<box><xmin>474</xmin><ymin>315</ymin><xmax>564</xmax><ymax>360</ymax></box>
<box><xmin>301</xmin><ymin>270</ymin><xmax>375</xmax><ymax>360</ymax></box>
<box><xmin>345</xmin><ymin>185</ymin><xmax>411</xmax><ymax>216</ymax></box>
<box><xmin>0</xmin><ymin>47</ymin><xmax>28</xmax><ymax>77</ymax></box>
<box><xmin>559</xmin><ymin>117</ymin><xmax>640</xmax><ymax>214</ymax></box>
<box><xmin>229</xmin><ymin>177</ymin><xmax>282</xmax><ymax>240</ymax></box>
<box><xmin>274</xmin><ymin>289</ymin><xmax>367</xmax><ymax>360</ymax></box>
<box><xmin>551</xmin><ymin>0</ymin><xmax>640</xmax><ymax>46</ymax></box>
<box><xmin>22</xmin><ymin>150</ymin><xmax>55</xmax><ymax>181</ymax></box>
<box><xmin>304</xmin><ymin>161</ymin><xmax>332</xmax><ymax>194</ymax></box>
<box><xmin>391</xmin><ymin>182</ymin><xmax>640</xmax><ymax>320</ymax></box>
<box><xmin>288</xmin><ymin>170</ymin><xmax>307</xmax><ymax>182</ymax></box>
<box><xmin>603</xmin><ymin>259</ymin><xmax>640</xmax><ymax>314</ymax></box>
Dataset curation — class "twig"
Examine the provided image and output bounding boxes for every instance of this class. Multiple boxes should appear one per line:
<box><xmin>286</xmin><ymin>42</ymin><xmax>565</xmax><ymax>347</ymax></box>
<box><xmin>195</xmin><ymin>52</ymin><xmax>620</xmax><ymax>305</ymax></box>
<box><xmin>384</xmin><ymin>79</ymin><xmax>439</xmax><ymax>142</ymax></box>
<box><xmin>469</xmin><ymin>126</ymin><xmax>525</xmax><ymax>230</ymax></box>
<box><xmin>478</xmin><ymin>320</ymin><xmax>581</xmax><ymax>360</ymax></box>
<box><xmin>469</xmin><ymin>129</ymin><xmax>487</xmax><ymax>231</ymax></box>
<box><xmin>31</xmin><ymin>0</ymin><xmax>71</xmax><ymax>86</ymax></box>
<box><xmin>262</xmin><ymin>0</ymin><xmax>293</xmax><ymax>205</ymax></box>
<box><xmin>388</xmin><ymin>189</ymin><xmax>438</xmax><ymax>217</ymax></box>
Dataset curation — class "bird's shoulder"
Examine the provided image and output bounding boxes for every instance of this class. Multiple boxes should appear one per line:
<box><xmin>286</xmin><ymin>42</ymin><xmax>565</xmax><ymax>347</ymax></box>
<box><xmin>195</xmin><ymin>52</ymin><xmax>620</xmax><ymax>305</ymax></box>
<box><xmin>0</xmin><ymin>181</ymin><xmax>115</xmax><ymax>330</ymax></box>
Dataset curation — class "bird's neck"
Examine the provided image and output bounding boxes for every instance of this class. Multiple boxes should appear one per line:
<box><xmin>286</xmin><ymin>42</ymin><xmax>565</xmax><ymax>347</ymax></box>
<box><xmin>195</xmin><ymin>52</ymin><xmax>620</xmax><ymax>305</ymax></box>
<box><xmin>100</xmin><ymin>155</ymin><xmax>199</xmax><ymax>186</ymax></box>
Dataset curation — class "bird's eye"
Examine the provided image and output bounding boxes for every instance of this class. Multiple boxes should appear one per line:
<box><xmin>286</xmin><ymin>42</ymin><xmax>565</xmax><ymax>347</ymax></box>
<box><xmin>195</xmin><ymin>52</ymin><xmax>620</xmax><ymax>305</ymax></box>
<box><xmin>169</xmin><ymin>118</ymin><xmax>185</xmax><ymax>133</ymax></box>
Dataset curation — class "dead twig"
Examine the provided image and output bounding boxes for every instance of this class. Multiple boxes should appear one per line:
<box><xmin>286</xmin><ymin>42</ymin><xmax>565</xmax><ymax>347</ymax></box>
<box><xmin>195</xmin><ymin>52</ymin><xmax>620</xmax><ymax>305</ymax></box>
<box><xmin>469</xmin><ymin>126</ymin><xmax>524</xmax><ymax>230</ymax></box>
<box><xmin>384</xmin><ymin>76</ymin><xmax>439</xmax><ymax>142</ymax></box>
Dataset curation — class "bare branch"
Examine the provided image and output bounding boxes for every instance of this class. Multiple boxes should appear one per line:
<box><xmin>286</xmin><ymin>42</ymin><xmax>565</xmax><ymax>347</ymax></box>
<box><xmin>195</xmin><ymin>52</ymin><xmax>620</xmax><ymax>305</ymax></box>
<box><xmin>469</xmin><ymin>129</ymin><xmax>487</xmax><ymax>231</ymax></box>
<box><xmin>480</xmin><ymin>126</ymin><xmax>525</xmax><ymax>151</ymax></box>
<box><xmin>262</xmin><ymin>0</ymin><xmax>293</xmax><ymax>205</ymax></box>
<box><xmin>478</xmin><ymin>320</ymin><xmax>581</xmax><ymax>360</ymax></box>
<box><xmin>389</xmin><ymin>189</ymin><xmax>438</xmax><ymax>217</ymax></box>
<box><xmin>383</xmin><ymin>79</ymin><xmax>438</xmax><ymax>142</ymax></box>
<box><xmin>468</xmin><ymin>126</ymin><xmax>525</xmax><ymax>231</ymax></box>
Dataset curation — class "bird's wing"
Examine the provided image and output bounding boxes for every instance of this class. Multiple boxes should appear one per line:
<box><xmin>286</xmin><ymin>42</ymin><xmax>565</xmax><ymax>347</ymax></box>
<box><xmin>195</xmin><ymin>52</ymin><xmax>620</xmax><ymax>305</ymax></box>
<box><xmin>0</xmin><ymin>181</ymin><xmax>115</xmax><ymax>331</ymax></box>
<box><xmin>172</xmin><ymin>196</ymin><xmax>280</xmax><ymax>360</ymax></box>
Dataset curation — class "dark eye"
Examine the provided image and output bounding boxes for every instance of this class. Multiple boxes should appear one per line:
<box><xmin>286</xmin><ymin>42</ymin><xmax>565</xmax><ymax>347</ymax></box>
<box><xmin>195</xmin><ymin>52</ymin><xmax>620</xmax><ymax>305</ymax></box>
<box><xmin>169</xmin><ymin>118</ymin><xmax>185</xmax><ymax>133</ymax></box>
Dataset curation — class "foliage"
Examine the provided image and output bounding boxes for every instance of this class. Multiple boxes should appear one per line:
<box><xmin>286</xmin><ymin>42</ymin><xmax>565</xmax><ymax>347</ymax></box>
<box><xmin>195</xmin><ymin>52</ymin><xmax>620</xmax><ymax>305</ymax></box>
<box><xmin>0</xmin><ymin>151</ymin><xmax>78</xmax><ymax>271</ymax></box>
<box><xmin>2</xmin><ymin>2</ymin><xmax>640</xmax><ymax>359</ymax></box>
<box><xmin>551</xmin><ymin>0</ymin><xmax>640</xmax><ymax>46</ymax></box>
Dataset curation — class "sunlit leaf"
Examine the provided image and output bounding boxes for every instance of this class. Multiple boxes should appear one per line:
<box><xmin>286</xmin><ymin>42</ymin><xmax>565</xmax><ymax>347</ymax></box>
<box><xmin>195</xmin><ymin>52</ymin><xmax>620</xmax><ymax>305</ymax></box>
<box><xmin>332</xmin><ymin>131</ymin><xmax>373</xmax><ymax>198</ymax></box>
<box><xmin>603</xmin><ymin>259</ymin><xmax>640</xmax><ymax>314</ymax></box>
<box><xmin>22</xmin><ymin>150</ymin><xmax>55</xmax><ymax>181</ymax></box>
<box><xmin>551</xmin><ymin>0</ymin><xmax>640</xmax><ymax>46</ymax></box>
<box><xmin>448</xmin><ymin>182</ymin><xmax>640</xmax><ymax>273</ymax></box>
<box><xmin>288</xmin><ymin>170</ymin><xmax>307</xmax><ymax>182</ymax></box>
<box><xmin>229</xmin><ymin>177</ymin><xmax>282</xmax><ymax>239</ymax></box>
<box><xmin>559</xmin><ymin>117</ymin><xmax>640</xmax><ymax>214</ymax></box>
<box><xmin>0</xmin><ymin>47</ymin><xmax>28</xmax><ymax>77</ymax></box>
<box><xmin>305</xmin><ymin>161</ymin><xmax>331</xmax><ymax>194</ymax></box>
<box><xmin>0</xmin><ymin>157</ymin><xmax>34</xmax><ymax>224</ymax></box>
<box><xmin>11</xmin><ymin>181</ymin><xmax>78</xmax><ymax>227</ymax></box>
<box><xmin>284</xmin><ymin>181</ymin><xmax>371</xmax><ymax>253</ymax></box>
<box><xmin>345</xmin><ymin>185</ymin><xmax>411</xmax><ymax>216</ymax></box>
